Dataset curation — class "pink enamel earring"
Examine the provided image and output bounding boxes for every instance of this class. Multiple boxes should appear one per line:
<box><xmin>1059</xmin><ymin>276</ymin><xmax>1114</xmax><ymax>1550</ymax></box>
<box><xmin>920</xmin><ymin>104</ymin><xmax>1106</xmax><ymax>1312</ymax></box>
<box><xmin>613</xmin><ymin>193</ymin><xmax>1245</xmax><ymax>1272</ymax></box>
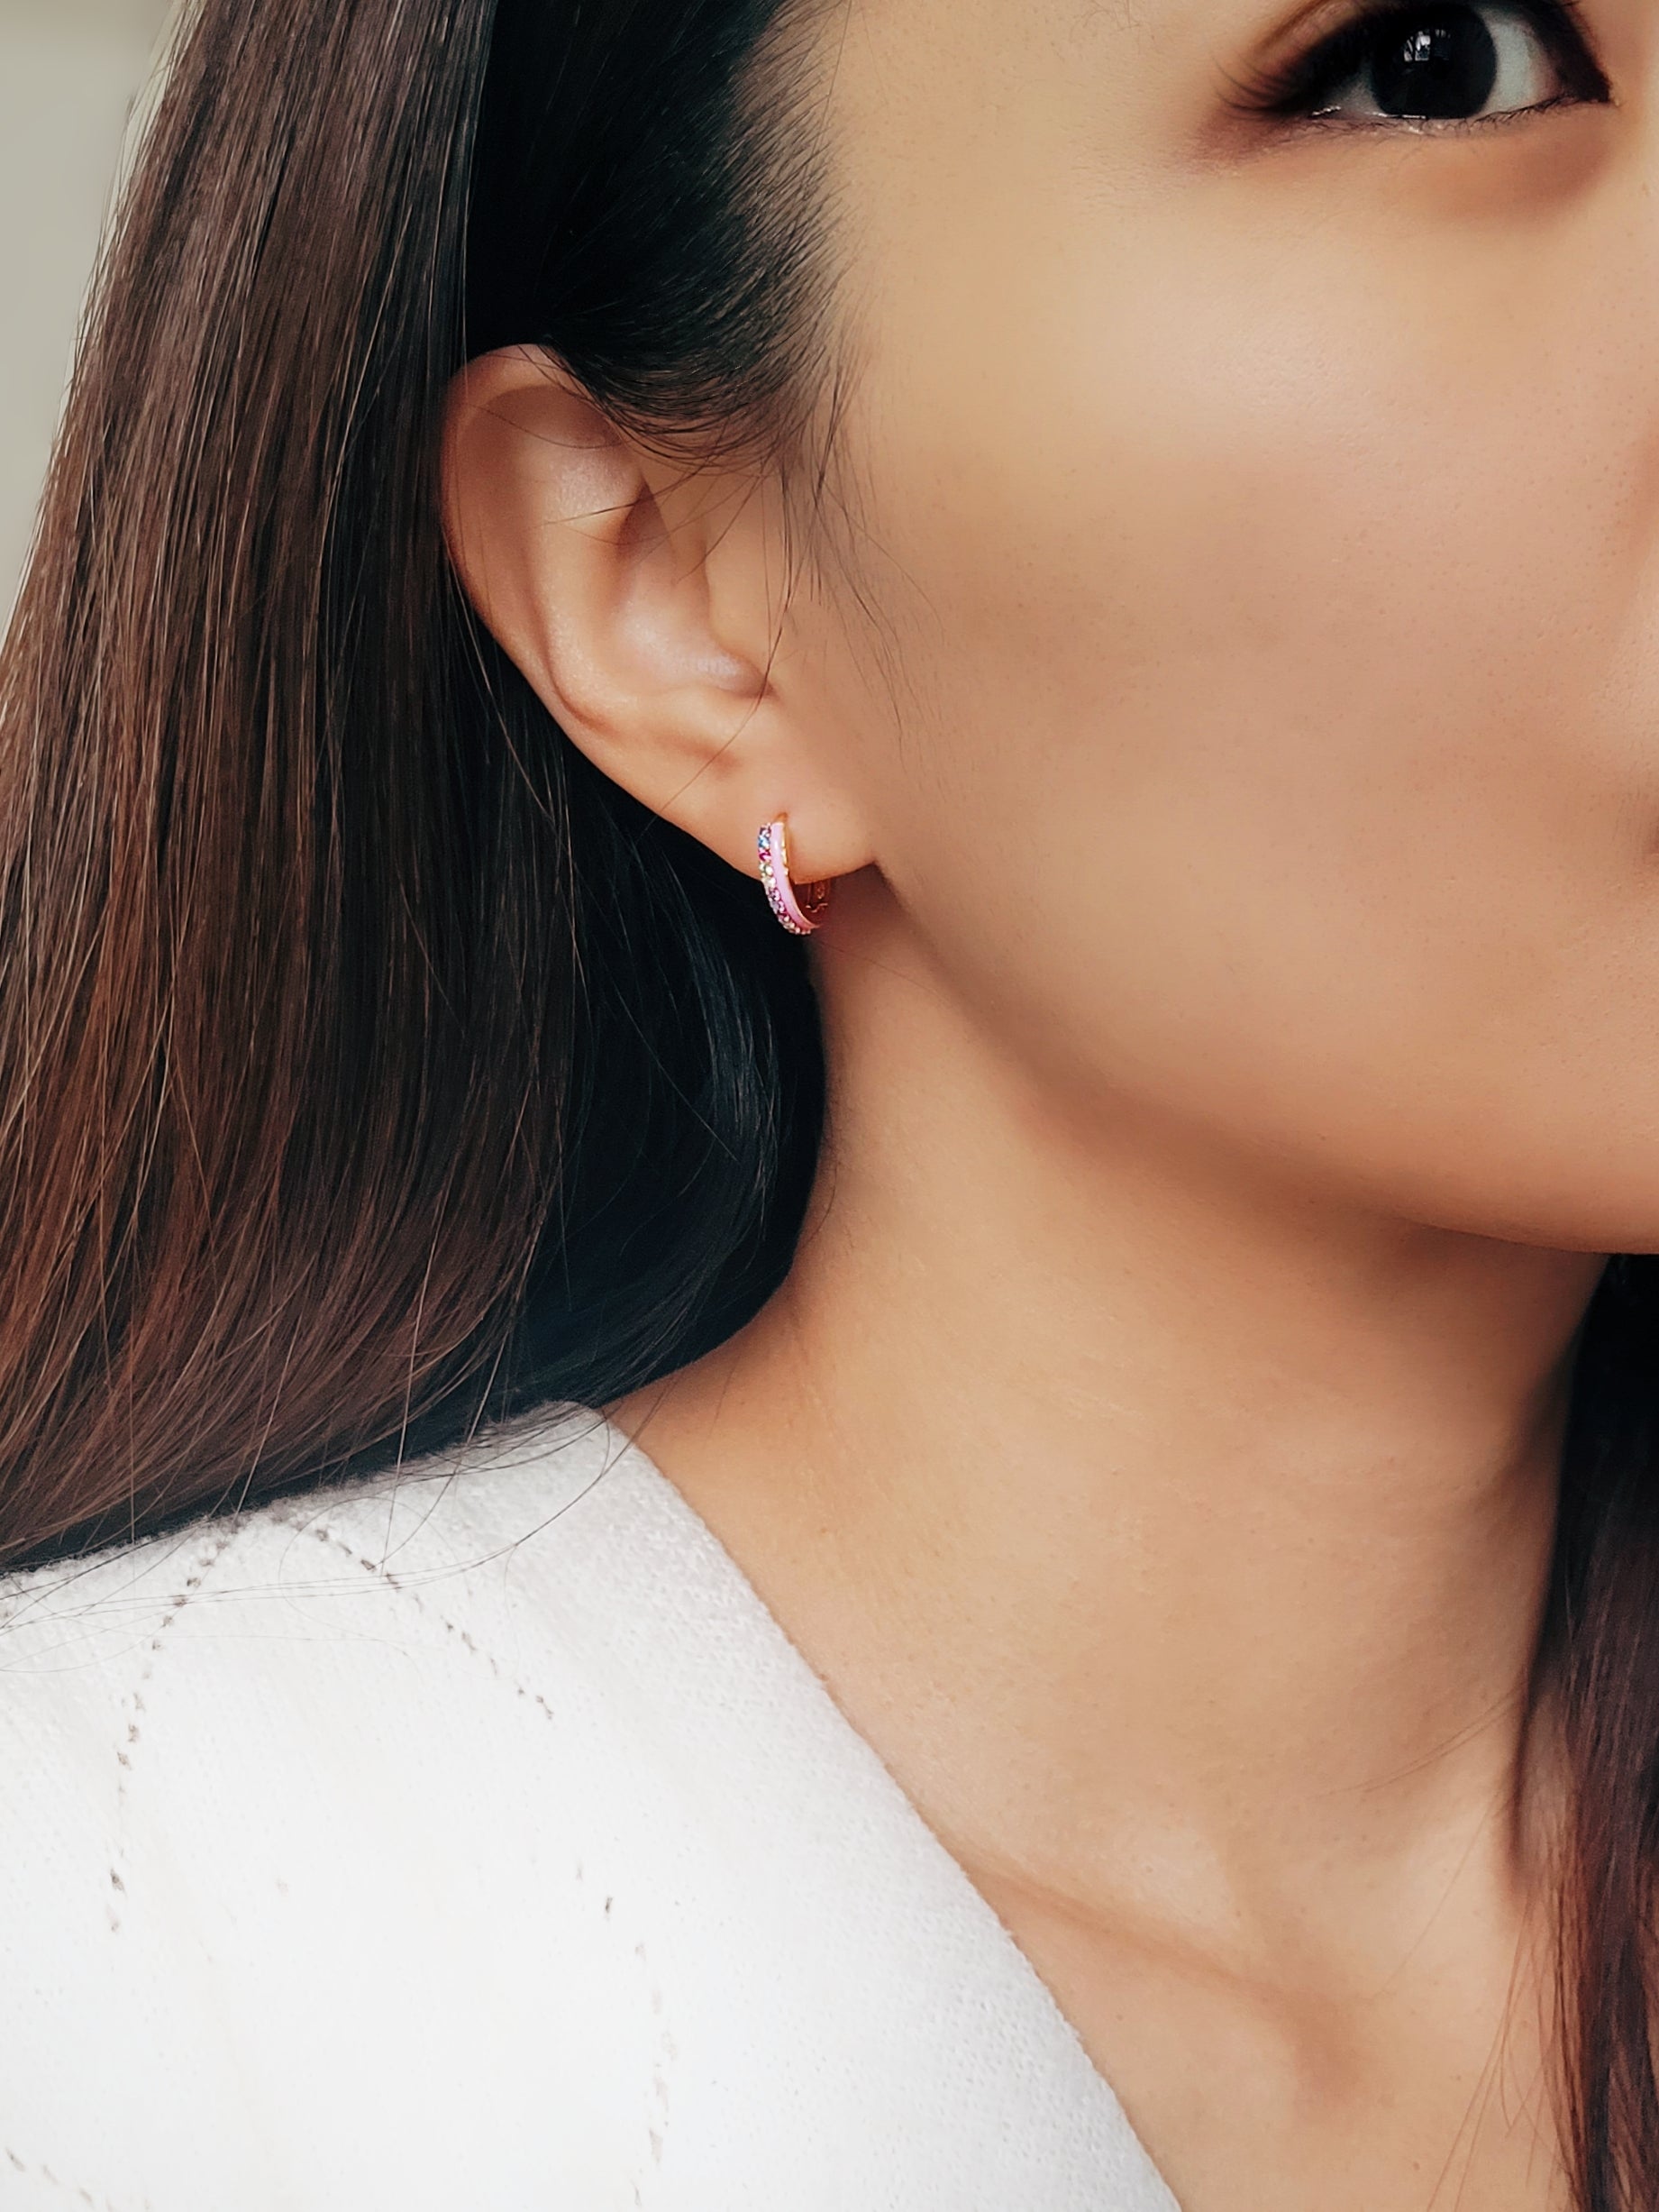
<box><xmin>757</xmin><ymin>815</ymin><xmax>832</xmax><ymax>936</ymax></box>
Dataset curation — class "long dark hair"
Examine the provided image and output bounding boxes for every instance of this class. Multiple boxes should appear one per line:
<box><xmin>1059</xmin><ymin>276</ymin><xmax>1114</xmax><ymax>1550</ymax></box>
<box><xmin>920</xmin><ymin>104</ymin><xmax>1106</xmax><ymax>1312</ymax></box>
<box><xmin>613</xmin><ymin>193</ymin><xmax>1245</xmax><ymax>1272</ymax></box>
<box><xmin>0</xmin><ymin>0</ymin><xmax>833</xmax><ymax>1556</ymax></box>
<box><xmin>0</xmin><ymin>0</ymin><xmax>1654</xmax><ymax>2201</ymax></box>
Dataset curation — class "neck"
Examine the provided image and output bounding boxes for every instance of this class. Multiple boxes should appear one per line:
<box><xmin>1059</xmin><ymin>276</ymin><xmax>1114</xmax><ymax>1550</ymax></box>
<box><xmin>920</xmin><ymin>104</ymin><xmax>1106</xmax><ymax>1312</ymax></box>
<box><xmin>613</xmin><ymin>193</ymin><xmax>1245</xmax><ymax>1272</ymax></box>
<box><xmin>611</xmin><ymin>880</ymin><xmax>1602</xmax><ymax>1968</ymax></box>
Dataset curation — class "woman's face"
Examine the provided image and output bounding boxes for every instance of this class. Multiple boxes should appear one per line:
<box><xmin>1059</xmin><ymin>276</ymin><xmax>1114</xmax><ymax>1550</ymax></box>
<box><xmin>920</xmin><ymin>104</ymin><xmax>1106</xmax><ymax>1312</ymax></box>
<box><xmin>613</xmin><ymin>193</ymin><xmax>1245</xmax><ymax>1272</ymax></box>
<box><xmin>796</xmin><ymin>0</ymin><xmax>1659</xmax><ymax>1248</ymax></box>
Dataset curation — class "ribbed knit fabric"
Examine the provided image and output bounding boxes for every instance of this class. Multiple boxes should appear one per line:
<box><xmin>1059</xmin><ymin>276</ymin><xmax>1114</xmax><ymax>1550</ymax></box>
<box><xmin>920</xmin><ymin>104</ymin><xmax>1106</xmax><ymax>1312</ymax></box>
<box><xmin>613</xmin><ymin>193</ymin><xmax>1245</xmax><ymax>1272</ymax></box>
<box><xmin>0</xmin><ymin>1402</ymin><xmax>1180</xmax><ymax>2210</ymax></box>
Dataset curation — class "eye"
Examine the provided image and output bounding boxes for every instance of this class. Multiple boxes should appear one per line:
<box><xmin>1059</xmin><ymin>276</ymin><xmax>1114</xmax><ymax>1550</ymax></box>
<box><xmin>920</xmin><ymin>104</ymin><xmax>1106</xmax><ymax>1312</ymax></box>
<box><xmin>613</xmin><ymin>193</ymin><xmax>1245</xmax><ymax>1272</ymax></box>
<box><xmin>1235</xmin><ymin>0</ymin><xmax>1610</xmax><ymax>127</ymax></box>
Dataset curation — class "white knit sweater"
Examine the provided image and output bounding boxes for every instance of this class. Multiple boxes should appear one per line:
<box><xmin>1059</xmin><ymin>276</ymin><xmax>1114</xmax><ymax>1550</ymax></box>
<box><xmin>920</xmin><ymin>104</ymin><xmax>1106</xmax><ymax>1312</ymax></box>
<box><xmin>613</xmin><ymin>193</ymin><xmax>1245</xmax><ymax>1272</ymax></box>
<box><xmin>0</xmin><ymin>1403</ymin><xmax>1180</xmax><ymax>2210</ymax></box>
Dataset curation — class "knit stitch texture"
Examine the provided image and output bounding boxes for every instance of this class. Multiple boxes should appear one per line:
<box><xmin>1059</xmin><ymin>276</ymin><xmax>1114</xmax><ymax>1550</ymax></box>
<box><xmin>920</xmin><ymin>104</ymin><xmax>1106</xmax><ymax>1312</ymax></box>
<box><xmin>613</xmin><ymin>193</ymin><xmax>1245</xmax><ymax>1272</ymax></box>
<box><xmin>0</xmin><ymin>1403</ymin><xmax>1180</xmax><ymax>2211</ymax></box>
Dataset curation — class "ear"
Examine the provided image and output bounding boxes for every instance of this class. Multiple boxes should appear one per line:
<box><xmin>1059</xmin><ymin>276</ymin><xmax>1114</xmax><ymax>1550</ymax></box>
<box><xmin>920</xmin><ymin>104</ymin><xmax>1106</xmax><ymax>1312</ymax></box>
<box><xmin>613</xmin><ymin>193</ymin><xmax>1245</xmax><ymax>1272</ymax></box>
<box><xmin>441</xmin><ymin>344</ymin><xmax>871</xmax><ymax>886</ymax></box>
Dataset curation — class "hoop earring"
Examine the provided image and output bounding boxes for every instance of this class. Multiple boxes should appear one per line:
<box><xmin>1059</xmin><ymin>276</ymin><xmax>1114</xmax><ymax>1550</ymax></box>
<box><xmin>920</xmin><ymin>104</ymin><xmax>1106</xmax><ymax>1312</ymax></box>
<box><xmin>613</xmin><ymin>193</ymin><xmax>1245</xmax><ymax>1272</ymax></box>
<box><xmin>758</xmin><ymin>815</ymin><xmax>832</xmax><ymax>936</ymax></box>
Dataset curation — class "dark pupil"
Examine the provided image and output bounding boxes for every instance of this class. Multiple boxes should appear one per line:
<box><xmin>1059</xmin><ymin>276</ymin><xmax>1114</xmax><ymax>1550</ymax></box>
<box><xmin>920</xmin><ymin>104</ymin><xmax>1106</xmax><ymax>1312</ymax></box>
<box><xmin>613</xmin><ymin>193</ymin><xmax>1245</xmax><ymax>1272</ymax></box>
<box><xmin>1368</xmin><ymin>5</ymin><xmax>1499</xmax><ymax>116</ymax></box>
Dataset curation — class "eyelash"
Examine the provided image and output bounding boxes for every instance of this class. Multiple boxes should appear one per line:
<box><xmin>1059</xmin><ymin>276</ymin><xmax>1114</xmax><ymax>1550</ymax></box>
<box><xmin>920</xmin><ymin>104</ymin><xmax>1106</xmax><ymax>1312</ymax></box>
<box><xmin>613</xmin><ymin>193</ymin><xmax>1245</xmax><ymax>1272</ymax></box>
<box><xmin>1224</xmin><ymin>0</ymin><xmax>1611</xmax><ymax>129</ymax></box>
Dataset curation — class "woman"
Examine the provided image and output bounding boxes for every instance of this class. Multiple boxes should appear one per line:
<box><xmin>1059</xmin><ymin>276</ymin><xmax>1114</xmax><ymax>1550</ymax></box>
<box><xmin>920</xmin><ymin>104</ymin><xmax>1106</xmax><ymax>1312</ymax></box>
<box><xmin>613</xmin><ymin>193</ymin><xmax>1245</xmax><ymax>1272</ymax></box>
<box><xmin>0</xmin><ymin>0</ymin><xmax>1647</xmax><ymax>2201</ymax></box>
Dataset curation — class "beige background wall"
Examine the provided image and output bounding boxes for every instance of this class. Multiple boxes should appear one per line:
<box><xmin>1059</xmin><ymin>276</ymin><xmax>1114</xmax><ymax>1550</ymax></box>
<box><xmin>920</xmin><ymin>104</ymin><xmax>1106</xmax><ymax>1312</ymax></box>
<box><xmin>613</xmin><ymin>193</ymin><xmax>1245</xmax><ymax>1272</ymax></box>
<box><xmin>0</xmin><ymin>0</ymin><xmax>173</xmax><ymax>614</ymax></box>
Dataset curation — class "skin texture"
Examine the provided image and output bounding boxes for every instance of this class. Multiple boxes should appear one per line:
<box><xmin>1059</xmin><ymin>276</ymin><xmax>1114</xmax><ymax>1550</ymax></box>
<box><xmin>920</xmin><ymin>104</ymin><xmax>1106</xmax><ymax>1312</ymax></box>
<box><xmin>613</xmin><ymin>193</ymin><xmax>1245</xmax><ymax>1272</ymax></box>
<box><xmin>438</xmin><ymin>2</ymin><xmax>1659</xmax><ymax>2203</ymax></box>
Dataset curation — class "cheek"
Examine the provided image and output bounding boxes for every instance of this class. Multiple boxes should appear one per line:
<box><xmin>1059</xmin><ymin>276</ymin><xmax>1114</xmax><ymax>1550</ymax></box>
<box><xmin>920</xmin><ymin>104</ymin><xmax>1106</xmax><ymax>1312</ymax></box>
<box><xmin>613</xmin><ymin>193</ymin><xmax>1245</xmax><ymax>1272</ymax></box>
<box><xmin>844</xmin><ymin>227</ymin><xmax>1659</xmax><ymax>1241</ymax></box>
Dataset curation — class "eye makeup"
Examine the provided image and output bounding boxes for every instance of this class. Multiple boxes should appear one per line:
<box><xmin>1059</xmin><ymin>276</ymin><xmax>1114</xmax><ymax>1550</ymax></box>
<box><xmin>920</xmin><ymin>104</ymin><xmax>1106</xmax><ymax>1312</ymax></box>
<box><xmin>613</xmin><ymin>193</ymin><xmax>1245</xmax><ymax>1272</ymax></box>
<box><xmin>1220</xmin><ymin>0</ymin><xmax>1610</xmax><ymax>128</ymax></box>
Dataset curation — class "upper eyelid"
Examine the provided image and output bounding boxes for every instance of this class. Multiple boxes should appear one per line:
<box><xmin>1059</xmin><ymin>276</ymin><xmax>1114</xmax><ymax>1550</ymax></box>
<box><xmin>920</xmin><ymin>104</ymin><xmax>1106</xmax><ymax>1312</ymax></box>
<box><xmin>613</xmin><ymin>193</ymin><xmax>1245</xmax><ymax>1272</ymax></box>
<box><xmin>1247</xmin><ymin>0</ymin><xmax>1388</xmax><ymax>85</ymax></box>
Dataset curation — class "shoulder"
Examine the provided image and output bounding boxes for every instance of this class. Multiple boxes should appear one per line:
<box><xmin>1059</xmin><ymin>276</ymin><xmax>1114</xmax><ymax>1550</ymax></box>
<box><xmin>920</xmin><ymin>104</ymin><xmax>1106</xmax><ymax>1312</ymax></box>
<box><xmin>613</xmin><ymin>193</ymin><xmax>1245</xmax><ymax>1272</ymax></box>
<box><xmin>0</xmin><ymin>1404</ymin><xmax>1169</xmax><ymax>2212</ymax></box>
<box><xmin>0</xmin><ymin>1404</ymin><xmax>685</xmax><ymax>2208</ymax></box>
<box><xmin>0</xmin><ymin>1400</ymin><xmax>643</xmax><ymax>1773</ymax></box>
